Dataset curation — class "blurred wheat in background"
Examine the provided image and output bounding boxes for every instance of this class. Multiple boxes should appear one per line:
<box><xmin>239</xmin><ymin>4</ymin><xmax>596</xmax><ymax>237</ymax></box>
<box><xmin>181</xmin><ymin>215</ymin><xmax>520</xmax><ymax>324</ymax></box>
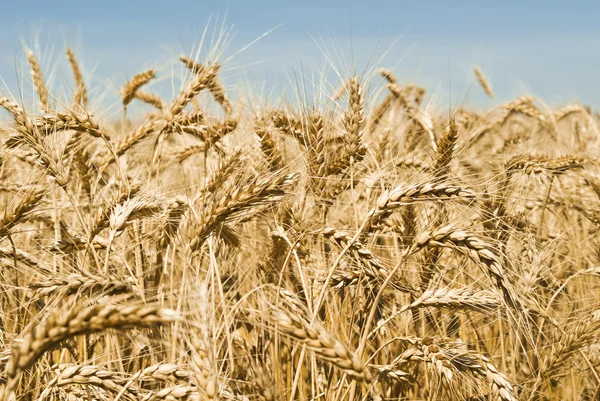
<box><xmin>0</xmin><ymin>21</ymin><xmax>599</xmax><ymax>401</ymax></box>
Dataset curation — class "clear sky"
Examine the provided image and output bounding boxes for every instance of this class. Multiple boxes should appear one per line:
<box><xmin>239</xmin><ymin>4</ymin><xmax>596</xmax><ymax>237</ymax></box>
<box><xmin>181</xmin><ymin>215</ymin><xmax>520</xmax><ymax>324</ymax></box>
<box><xmin>1</xmin><ymin>0</ymin><xmax>599</xmax><ymax>110</ymax></box>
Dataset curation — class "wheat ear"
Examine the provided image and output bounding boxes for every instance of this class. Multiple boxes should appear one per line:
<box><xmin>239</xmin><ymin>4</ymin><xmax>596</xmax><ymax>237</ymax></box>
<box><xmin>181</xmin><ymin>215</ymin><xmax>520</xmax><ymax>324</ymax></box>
<box><xmin>66</xmin><ymin>48</ymin><xmax>88</xmax><ymax>108</ymax></box>
<box><xmin>1</xmin><ymin>303</ymin><xmax>178</xmax><ymax>400</ymax></box>
<box><xmin>474</xmin><ymin>66</ymin><xmax>494</xmax><ymax>98</ymax></box>
<box><xmin>122</xmin><ymin>69</ymin><xmax>156</xmax><ymax>108</ymax></box>
<box><xmin>415</xmin><ymin>225</ymin><xmax>521</xmax><ymax>311</ymax></box>
<box><xmin>270</xmin><ymin>308</ymin><xmax>372</xmax><ymax>382</ymax></box>
<box><xmin>26</xmin><ymin>49</ymin><xmax>50</xmax><ymax>111</ymax></box>
<box><xmin>0</xmin><ymin>189</ymin><xmax>44</xmax><ymax>239</ymax></box>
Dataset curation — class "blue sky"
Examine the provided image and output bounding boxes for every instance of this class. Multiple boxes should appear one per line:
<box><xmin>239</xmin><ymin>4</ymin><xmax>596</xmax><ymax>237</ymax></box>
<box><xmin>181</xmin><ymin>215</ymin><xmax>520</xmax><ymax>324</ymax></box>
<box><xmin>1</xmin><ymin>0</ymin><xmax>599</xmax><ymax>110</ymax></box>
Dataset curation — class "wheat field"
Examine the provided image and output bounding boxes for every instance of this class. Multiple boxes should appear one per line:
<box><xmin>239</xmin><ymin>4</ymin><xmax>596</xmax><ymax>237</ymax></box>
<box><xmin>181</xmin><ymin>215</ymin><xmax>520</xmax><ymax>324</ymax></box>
<box><xmin>0</xmin><ymin>39</ymin><xmax>598</xmax><ymax>401</ymax></box>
